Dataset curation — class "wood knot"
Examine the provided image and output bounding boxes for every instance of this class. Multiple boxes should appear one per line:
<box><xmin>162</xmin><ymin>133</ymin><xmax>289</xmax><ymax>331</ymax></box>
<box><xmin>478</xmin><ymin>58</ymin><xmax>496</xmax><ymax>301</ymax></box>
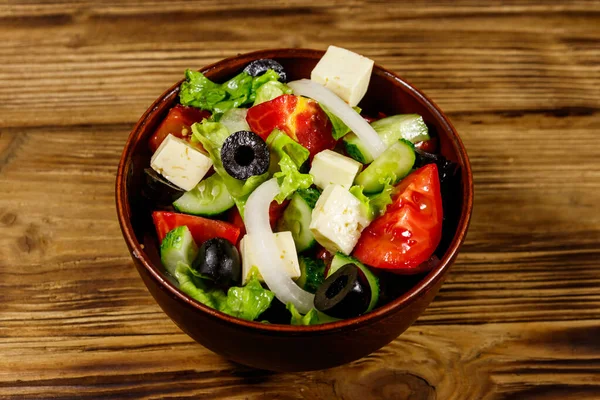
<box><xmin>335</xmin><ymin>369</ymin><xmax>436</xmax><ymax>400</ymax></box>
<box><xmin>1</xmin><ymin>212</ymin><xmax>17</xmax><ymax>226</ymax></box>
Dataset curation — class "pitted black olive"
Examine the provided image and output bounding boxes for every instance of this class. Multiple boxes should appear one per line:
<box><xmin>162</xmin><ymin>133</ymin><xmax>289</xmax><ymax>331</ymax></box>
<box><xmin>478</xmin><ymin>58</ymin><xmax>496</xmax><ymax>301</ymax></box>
<box><xmin>192</xmin><ymin>237</ymin><xmax>241</xmax><ymax>287</ymax></box>
<box><xmin>314</xmin><ymin>264</ymin><xmax>371</xmax><ymax>319</ymax></box>
<box><xmin>221</xmin><ymin>130</ymin><xmax>270</xmax><ymax>180</ymax></box>
<box><xmin>243</xmin><ymin>59</ymin><xmax>287</xmax><ymax>82</ymax></box>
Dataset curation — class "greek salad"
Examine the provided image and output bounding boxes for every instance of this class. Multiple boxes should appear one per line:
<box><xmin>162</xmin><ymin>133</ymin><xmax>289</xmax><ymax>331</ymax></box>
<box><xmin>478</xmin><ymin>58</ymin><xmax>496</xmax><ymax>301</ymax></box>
<box><xmin>144</xmin><ymin>46</ymin><xmax>456</xmax><ymax>325</ymax></box>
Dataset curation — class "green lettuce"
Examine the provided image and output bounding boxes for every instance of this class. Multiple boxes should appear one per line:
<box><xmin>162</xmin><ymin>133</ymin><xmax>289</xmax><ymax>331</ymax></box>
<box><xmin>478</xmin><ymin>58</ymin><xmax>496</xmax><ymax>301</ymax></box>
<box><xmin>180</xmin><ymin>69</ymin><xmax>283</xmax><ymax>114</ymax></box>
<box><xmin>175</xmin><ymin>263</ymin><xmax>274</xmax><ymax>321</ymax></box>
<box><xmin>266</xmin><ymin>129</ymin><xmax>310</xmax><ymax>169</ymax></box>
<box><xmin>254</xmin><ymin>80</ymin><xmax>292</xmax><ymax>105</ymax></box>
<box><xmin>286</xmin><ymin>303</ymin><xmax>340</xmax><ymax>326</ymax></box>
<box><xmin>266</xmin><ymin>129</ymin><xmax>313</xmax><ymax>203</ymax></box>
<box><xmin>320</xmin><ymin>104</ymin><xmax>362</xmax><ymax>140</ymax></box>
<box><xmin>287</xmin><ymin>303</ymin><xmax>320</xmax><ymax>325</ymax></box>
<box><xmin>350</xmin><ymin>180</ymin><xmax>395</xmax><ymax>220</ymax></box>
<box><xmin>273</xmin><ymin>153</ymin><xmax>312</xmax><ymax>203</ymax></box>
<box><xmin>191</xmin><ymin>120</ymin><xmax>268</xmax><ymax>216</ymax></box>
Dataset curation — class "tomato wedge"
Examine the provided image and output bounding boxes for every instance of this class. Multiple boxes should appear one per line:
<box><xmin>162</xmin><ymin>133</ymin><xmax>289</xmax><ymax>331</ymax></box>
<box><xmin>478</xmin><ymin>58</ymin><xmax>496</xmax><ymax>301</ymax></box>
<box><xmin>246</xmin><ymin>94</ymin><xmax>336</xmax><ymax>158</ymax></box>
<box><xmin>352</xmin><ymin>164</ymin><xmax>443</xmax><ymax>274</ymax></box>
<box><xmin>152</xmin><ymin>211</ymin><xmax>240</xmax><ymax>246</ymax></box>
<box><xmin>149</xmin><ymin>104</ymin><xmax>211</xmax><ymax>152</ymax></box>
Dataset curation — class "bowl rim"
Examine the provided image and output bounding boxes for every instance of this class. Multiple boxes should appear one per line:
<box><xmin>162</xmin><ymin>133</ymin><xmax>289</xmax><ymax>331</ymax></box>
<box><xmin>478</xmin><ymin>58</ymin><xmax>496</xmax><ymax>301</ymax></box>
<box><xmin>116</xmin><ymin>48</ymin><xmax>473</xmax><ymax>334</ymax></box>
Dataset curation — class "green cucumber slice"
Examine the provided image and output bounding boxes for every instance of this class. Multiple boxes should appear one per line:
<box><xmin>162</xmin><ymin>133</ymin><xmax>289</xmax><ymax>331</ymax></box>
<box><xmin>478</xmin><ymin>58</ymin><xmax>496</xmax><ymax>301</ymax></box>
<box><xmin>173</xmin><ymin>174</ymin><xmax>235</xmax><ymax>216</ymax></box>
<box><xmin>354</xmin><ymin>139</ymin><xmax>416</xmax><ymax>193</ymax></box>
<box><xmin>296</xmin><ymin>256</ymin><xmax>326</xmax><ymax>294</ymax></box>
<box><xmin>276</xmin><ymin>188</ymin><xmax>320</xmax><ymax>252</ymax></box>
<box><xmin>329</xmin><ymin>252</ymin><xmax>379</xmax><ymax>312</ymax></box>
<box><xmin>344</xmin><ymin>114</ymin><xmax>429</xmax><ymax>164</ymax></box>
<box><xmin>160</xmin><ymin>226</ymin><xmax>199</xmax><ymax>276</ymax></box>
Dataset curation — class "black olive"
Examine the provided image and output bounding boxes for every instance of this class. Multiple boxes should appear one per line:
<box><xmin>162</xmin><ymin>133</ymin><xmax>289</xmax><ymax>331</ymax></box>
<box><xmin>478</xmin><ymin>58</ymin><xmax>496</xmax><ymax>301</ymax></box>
<box><xmin>192</xmin><ymin>237</ymin><xmax>241</xmax><ymax>287</ymax></box>
<box><xmin>142</xmin><ymin>168</ymin><xmax>185</xmax><ymax>206</ymax></box>
<box><xmin>314</xmin><ymin>264</ymin><xmax>371</xmax><ymax>319</ymax></box>
<box><xmin>243</xmin><ymin>59</ymin><xmax>287</xmax><ymax>82</ymax></box>
<box><xmin>221</xmin><ymin>130</ymin><xmax>270</xmax><ymax>180</ymax></box>
<box><xmin>414</xmin><ymin>148</ymin><xmax>458</xmax><ymax>187</ymax></box>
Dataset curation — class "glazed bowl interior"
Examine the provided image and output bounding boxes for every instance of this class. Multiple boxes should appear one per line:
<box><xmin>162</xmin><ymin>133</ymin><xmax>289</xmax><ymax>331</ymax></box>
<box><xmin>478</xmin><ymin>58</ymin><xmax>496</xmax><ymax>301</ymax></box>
<box><xmin>117</xmin><ymin>48</ymin><xmax>473</xmax><ymax>334</ymax></box>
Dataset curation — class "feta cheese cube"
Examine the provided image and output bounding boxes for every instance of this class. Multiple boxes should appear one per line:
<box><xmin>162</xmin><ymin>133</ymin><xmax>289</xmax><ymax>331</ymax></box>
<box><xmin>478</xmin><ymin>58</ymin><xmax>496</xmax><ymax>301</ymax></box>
<box><xmin>150</xmin><ymin>134</ymin><xmax>213</xmax><ymax>191</ymax></box>
<box><xmin>240</xmin><ymin>231</ymin><xmax>301</xmax><ymax>284</ymax></box>
<box><xmin>309</xmin><ymin>149</ymin><xmax>362</xmax><ymax>189</ymax></box>
<box><xmin>309</xmin><ymin>184</ymin><xmax>371</xmax><ymax>255</ymax></box>
<box><xmin>310</xmin><ymin>45</ymin><xmax>374</xmax><ymax>107</ymax></box>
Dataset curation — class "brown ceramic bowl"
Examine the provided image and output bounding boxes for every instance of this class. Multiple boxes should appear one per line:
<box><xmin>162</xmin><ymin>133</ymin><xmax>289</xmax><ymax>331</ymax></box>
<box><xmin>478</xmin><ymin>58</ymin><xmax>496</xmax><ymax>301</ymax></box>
<box><xmin>116</xmin><ymin>48</ymin><xmax>473</xmax><ymax>372</ymax></box>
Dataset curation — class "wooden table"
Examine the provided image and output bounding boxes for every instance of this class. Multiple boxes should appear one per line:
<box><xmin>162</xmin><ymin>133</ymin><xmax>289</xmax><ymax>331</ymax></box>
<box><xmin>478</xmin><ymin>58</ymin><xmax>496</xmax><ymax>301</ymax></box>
<box><xmin>1</xmin><ymin>1</ymin><xmax>599</xmax><ymax>398</ymax></box>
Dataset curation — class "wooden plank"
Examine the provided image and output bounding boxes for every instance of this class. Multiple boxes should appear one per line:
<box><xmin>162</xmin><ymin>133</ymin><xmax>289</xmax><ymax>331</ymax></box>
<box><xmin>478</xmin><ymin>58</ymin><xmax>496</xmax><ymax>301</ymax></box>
<box><xmin>0</xmin><ymin>322</ymin><xmax>598</xmax><ymax>399</ymax></box>
<box><xmin>0</xmin><ymin>0</ymin><xmax>599</xmax><ymax>397</ymax></box>
<box><xmin>0</xmin><ymin>1</ymin><xmax>598</xmax><ymax>128</ymax></box>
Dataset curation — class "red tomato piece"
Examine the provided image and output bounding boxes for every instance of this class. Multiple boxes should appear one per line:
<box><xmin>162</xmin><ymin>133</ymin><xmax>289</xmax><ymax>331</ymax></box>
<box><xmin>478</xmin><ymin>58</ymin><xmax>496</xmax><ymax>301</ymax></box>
<box><xmin>415</xmin><ymin>137</ymin><xmax>438</xmax><ymax>153</ymax></box>
<box><xmin>152</xmin><ymin>211</ymin><xmax>240</xmax><ymax>246</ymax></box>
<box><xmin>246</xmin><ymin>94</ymin><xmax>336</xmax><ymax>158</ymax></box>
<box><xmin>352</xmin><ymin>164</ymin><xmax>443</xmax><ymax>274</ymax></box>
<box><xmin>269</xmin><ymin>200</ymin><xmax>289</xmax><ymax>230</ymax></box>
<box><xmin>226</xmin><ymin>207</ymin><xmax>246</xmax><ymax>238</ymax></box>
<box><xmin>149</xmin><ymin>104</ymin><xmax>211</xmax><ymax>152</ymax></box>
<box><xmin>246</xmin><ymin>94</ymin><xmax>297</xmax><ymax>140</ymax></box>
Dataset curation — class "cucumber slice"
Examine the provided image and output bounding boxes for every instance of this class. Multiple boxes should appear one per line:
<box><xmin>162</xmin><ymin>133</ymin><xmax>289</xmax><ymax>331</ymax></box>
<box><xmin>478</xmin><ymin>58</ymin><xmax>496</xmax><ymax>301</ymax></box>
<box><xmin>354</xmin><ymin>139</ymin><xmax>416</xmax><ymax>193</ymax></box>
<box><xmin>344</xmin><ymin>114</ymin><xmax>429</xmax><ymax>164</ymax></box>
<box><xmin>296</xmin><ymin>256</ymin><xmax>326</xmax><ymax>294</ymax></box>
<box><xmin>276</xmin><ymin>188</ymin><xmax>320</xmax><ymax>252</ymax></box>
<box><xmin>160</xmin><ymin>226</ymin><xmax>199</xmax><ymax>276</ymax></box>
<box><xmin>173</xmin><ymin>174</ymin><xmax>235</xmax><ymax>216</ymax></box>
<box><xmin>328</xmin><ymin>252</ymin><xmax>379</xmax><ymax>312</ymax></box>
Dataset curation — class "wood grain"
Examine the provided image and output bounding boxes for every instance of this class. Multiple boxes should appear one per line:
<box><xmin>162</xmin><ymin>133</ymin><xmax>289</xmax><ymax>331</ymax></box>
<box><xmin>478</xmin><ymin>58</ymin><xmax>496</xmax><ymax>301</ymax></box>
<box><xmin>1</xmin><ymin>0</ymin><xmax>599</xmax><ymax>398</ymax></box>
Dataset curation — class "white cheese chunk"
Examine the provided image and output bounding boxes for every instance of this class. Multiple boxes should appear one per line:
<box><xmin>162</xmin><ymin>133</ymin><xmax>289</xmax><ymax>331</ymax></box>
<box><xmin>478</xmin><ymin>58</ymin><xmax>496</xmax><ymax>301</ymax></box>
<box><xmin>309</xmin><ymin>149</ymin><xmax>362</xmax><ymax>189</ymax></box>
<box><xmin>150</xmin><ymin>134</ymin><xmax>213</xmax><ymax>191</ymax></box>
<box><xmin>309</xmin><ymin>184</ymin><xmax>371</xmax><ymax>255</ymax></box>
<box><xmin>240</xmin><ymin>231</ymin><xmax>301</xmax><ymax>284</ymax></box>
<box><xmin>310</xmin><ymin>45</ymin><xmax>374</xmax><ymax>107</ymax></box>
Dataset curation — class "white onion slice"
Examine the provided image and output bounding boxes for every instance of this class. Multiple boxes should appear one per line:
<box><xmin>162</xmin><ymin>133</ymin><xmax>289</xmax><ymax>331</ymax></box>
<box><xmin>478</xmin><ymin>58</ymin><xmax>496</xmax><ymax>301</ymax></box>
<box><xmin>245</xmin><ymin>178</ymin><xmax>315</xmax><ymax>313</ymax></box>
<box><xmin>288</xmin><ymin>79</ymin><xmax>386</xmax><ymax>160</ymax></box>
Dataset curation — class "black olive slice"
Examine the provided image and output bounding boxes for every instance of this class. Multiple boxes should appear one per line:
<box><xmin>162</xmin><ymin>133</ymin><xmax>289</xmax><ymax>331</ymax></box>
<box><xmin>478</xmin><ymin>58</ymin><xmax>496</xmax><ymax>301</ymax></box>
<box><xmin>314</xmin><ymin>264</ymin><xmax>371</xmax><ymax>319</ymax></box>
<box><xmin>221</xmin><ymin>130</ymin><xmax>270</xmax><ymax>180</ymax></box>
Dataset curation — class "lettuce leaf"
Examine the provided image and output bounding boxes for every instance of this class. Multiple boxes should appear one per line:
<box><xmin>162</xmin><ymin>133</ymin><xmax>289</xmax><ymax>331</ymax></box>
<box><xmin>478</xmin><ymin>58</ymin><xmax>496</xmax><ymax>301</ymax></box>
<box><xmin>175</xmin><ymin>262</ymin><xmax>223</xmax><ymax>309</ymax></box>
<box><xmin>175</xmin><ymin>263</ymin><xmax>274</xmax><ymax>321</ymax></box>
<box><xmin>320</xmin><ymin>104</ymin><xmax>362</xmax><ymax>140</ymax></box>
<box><xmin>254</xmin><ymin>80</ymin><xmax>293</xmax><ymax>105</ymax></box>
<box><xmin>191</xmin><ymin>120</ymin><xmax>268</xmax><ymax>216</ymax></box>
<box><xmin>273</xmin><ymin>153</ymin><xmax>313</xmax><ymax>203</ymax></box>
<box><xmin>350</xmin><ymin>180</ymin><xmax>395</xmax><ymax>220</ymax></box>
<box><xmin>180</xmin><ymin>69</ymin><xmax>283</xmax><ymax>114</ymax></box>
<box><xmin>266</xmin><ymin>129</ymin><xmax>313</xmax><ymax>203</ymax></box>
<box><xmin>266</xmin><ymin>129</ymin><xmax>310</xmax><ymax>169</ymax></box>
<box><xmin>286</xmin><ymin>303</ymin><xmax>341</xmax><ymax>325</ymax></box>
<box><xmin>287</xmin><ymin>303</ymin><xmax>320</xmax><ymax>325</ymax></box>
<box><xmin>219</xmin><ymin>278</ymin><xmax>275</xmax><ymax>320</ymax></box>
